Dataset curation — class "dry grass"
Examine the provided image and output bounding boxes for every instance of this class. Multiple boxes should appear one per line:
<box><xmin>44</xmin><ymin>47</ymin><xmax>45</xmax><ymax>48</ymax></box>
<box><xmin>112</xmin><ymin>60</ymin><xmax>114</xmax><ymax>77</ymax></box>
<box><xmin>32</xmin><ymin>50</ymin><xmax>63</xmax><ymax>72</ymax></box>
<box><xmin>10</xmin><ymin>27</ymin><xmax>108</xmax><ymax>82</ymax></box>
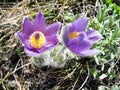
<box><xmin>1</xmin><ymin>0</ymin><xmax>119</xmax><ymax>90</ymax></box>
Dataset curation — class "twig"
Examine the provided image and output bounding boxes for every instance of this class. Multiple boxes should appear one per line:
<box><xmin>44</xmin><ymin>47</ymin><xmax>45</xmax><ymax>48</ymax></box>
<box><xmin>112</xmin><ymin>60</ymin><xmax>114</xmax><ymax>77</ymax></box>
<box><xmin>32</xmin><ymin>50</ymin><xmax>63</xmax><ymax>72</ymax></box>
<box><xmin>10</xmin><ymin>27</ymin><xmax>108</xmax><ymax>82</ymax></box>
<box><xmin>2</xmin><ymin>72</ymin><xmax>9</xmax><ymax>82</ymax></box>
<box><xmin>2</xmin><ymin>61</ymin><xmax>32</xmax><ymax>81</ymax></box>
<box><xmin>64</xmin><ymin>68</ymin><xmax>76</xmax><ymax>79</ymax></box>
<box><xmin>9</xmin><ymin>61</ymin><xmax>32</xmax><ymax>76</ymax></box>
<box><xmin>78</xmin><ymin>63</ymin><xmax>90</xmax><ymax>90</ymax></box>
<box><xmin>13</xmin><ymin>74</ymin><xmax>22</xmax><ymax>90</ymax></box>
<box><xmin>72</xmin><ymin>76</ymin><xmax>79</xmax><ymax>90</ymax></box>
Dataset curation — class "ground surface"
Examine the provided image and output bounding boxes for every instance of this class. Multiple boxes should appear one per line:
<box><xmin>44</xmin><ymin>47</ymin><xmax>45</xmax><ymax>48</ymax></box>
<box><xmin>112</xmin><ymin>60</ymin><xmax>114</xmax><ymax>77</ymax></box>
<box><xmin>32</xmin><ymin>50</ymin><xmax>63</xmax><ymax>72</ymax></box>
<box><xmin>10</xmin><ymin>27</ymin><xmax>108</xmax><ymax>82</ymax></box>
<box><xmin>0</xmin><ymin>0</ymin><xmax>120</xmax><ymax>90</ymax></box>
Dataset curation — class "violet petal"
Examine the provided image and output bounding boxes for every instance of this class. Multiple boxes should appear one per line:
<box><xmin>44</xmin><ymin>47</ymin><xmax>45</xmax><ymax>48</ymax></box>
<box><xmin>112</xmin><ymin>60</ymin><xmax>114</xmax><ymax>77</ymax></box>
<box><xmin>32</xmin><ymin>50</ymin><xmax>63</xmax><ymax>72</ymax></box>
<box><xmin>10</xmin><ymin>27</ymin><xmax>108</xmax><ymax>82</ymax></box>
<box><xmin>33</xmin><ymin>11</ymin><xmax>46</xmax><ymax>32</ymax></box>
<box><xmin>22</xmin><ymin>18</ymin><xmax>33</xmax><ymax>36</ymax></box>
<box><xmin>25</xmin><ymin>47</ymin><xmax>47</xmax><ymax>57</ymax></box>
<box><xmin>63</xmin><ymin>25</ymin><xmax>71</xmax><ymax>46</ymax></box>
<box><xmin>79</xmin><ymin>49</ymin><xmax>102</xmax><ymax>57</ymax></box>
<box><xmin>65</xmin><ymin>32</ymin><xmax>93</xmax><ymax>54</ymax></box>
<box><xmin>86</xmin><ymin>29</ymin><xmax>102</xmax><ymax>44</ymax></box>
<box><xmin>25</xmin><ymin>37</ymin><xmax>58</xmax><ymax>57</ymax></box>
<box><xmin>16</xmin><ymin>32</ymin><xmax>32</xmax><ymax>49</ymax></box>
<box><xmin>70</xmin><ymin>18</ymin><xmax>89</xmax><ymax>32</ymax></box>
<box><xmin>63</xmin><ymin>23</ymin><xmax>73</xmax><ymax>46</ymax></box>
<box><xmin>24</xmin><ymin>36</ymin><xmax>58</xmax><ymax>57</ymax></box>
<box><xmin>45</xmin><ymin>22</ymin><xmax>61</xmax><ymax>36</ymax></box>
<box><xmin>45</xmin><ymin>36</ymin><xmax>58</xmax><ymax>47</ymax></box>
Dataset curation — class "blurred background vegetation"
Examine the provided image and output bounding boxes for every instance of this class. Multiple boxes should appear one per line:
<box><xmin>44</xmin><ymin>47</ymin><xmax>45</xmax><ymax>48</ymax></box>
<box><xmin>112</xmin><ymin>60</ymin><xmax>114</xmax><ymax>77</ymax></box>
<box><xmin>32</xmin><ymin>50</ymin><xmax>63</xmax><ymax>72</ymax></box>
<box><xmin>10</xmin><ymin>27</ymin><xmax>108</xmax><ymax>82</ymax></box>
<box><xmin>0</xmin><ymin>0</ymin><xmax>120</xmax><ymax>90</ymax></box>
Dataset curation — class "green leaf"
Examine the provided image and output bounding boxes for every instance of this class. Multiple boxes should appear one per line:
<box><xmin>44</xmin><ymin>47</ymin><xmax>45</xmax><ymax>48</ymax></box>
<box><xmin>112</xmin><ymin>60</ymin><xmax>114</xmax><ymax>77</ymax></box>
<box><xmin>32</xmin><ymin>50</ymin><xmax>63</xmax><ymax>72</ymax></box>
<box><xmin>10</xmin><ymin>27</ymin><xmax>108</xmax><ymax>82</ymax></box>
<box><xmin>111</xmin><ymin>85</ymin><xmax>120</xmax><ymax>90</ymax></box>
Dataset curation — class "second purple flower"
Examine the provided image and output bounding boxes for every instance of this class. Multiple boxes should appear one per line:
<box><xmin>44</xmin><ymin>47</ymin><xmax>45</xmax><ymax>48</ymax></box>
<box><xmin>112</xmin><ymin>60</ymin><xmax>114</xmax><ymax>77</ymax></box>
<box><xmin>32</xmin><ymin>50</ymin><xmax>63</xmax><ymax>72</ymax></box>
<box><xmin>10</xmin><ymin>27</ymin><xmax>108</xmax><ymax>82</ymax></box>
<box><xmin>63</xmin><ymin>17</ymin><xmax>102</xmax><ymax>57</ymax></box>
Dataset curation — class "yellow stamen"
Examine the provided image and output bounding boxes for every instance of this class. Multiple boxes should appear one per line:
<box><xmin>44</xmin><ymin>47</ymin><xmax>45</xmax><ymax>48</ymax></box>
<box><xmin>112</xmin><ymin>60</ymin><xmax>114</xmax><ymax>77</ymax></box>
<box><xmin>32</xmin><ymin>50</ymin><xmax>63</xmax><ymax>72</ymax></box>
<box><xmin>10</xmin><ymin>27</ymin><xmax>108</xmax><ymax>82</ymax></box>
<box><xmin>70</xmin><ymin>31</ymin><xmax>80</xmax><ymax>40</ymax></box>
<box><xmin>30</xmin><ymin>31</ymin><xmax>46</xmax><ymax>49</ymax></box>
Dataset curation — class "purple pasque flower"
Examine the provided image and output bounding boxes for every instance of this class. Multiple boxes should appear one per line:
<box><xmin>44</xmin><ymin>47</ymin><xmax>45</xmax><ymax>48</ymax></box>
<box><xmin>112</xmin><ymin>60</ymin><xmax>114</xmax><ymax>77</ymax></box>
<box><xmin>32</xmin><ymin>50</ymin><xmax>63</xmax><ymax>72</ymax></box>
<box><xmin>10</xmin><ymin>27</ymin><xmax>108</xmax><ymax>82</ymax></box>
<box><xmin>16</xmin><ymin>11</ymin><xmax>61</xmax><ymax>57</ymax></box>
<box><xmin>63</xmin><ymin>17</ymin><xmax>102</xmax><ymax>57</ymax></box>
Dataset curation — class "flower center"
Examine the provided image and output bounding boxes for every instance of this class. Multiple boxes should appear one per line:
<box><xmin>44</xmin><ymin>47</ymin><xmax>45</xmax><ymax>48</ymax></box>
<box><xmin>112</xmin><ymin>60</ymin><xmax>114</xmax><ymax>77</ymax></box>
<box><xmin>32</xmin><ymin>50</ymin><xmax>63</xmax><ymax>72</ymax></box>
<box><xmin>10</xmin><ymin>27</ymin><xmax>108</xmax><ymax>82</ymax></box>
<box><xmin>69</xmin><ymin>31</ymin><xmax>80</xmax><ymax>40</ymax></box>
<box><xmin>30</xmin><ymin>31</ymin><xmax>46</xmax><ymax>49</ymax></box>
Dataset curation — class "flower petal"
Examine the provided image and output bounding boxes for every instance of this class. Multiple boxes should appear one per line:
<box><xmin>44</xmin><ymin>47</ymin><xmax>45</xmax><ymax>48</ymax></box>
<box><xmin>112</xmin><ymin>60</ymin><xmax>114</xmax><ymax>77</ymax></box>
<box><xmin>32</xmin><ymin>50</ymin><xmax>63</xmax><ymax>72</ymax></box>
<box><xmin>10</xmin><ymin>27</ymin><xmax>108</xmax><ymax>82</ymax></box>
<box><xmin>16</xmin><ymin>32</ymin><xmax>29</xmax><ymax>43</ymax></box>
<box><xmin>45</xmin><ymin>22</ymin><xmax>61</xmax><ymax>36</ymax></box>
<box><xmin>24</xmin><ymin>36</ymin><xmax>58</xmax><ymax>57</ymax></box>
<box><xmin>70</xmin><ymin>18</ymin><xmax>89</xmax><ymax>32</ymax></box>
<box><xmin>63</xmin><ymin>23</ymin><xmax>72</xmax><ymax>45</ymax></box>
<box><xmin>65</xmin><ymin>32</ymin><xmax>93</xmax><ymax>54</ymax></box>
<box><xmin>33</xmin><ymin>11</ymin><xmax>46</xmax><ymax>32</ymax></box>
<box><xmin>22</xmin><ymin>18</ymin><xmax>33</xmax><ymax>36</ymax></box>
<box><xmin>16</xmin><ymin>32</ymin><xmax>32</xmax><ymax>49</ymax></box>
<box><xmin>86</xmin><ymin>29</ymin><xmax>102</xmax><ymax>44</ymax></box>
<box><xmin>79</xmin><ymin>49</ymin><xmax>102</xmax><ymax>57</ymax></box>
<box><xmin>24</xmin><ymin>47</ymin><xmax>48</xmax><ymax>57</ymax></box>
<box><xmin>45</xmin><ymin>36</ymin><xmax>59</xmax><ymax>48</ymax></box>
